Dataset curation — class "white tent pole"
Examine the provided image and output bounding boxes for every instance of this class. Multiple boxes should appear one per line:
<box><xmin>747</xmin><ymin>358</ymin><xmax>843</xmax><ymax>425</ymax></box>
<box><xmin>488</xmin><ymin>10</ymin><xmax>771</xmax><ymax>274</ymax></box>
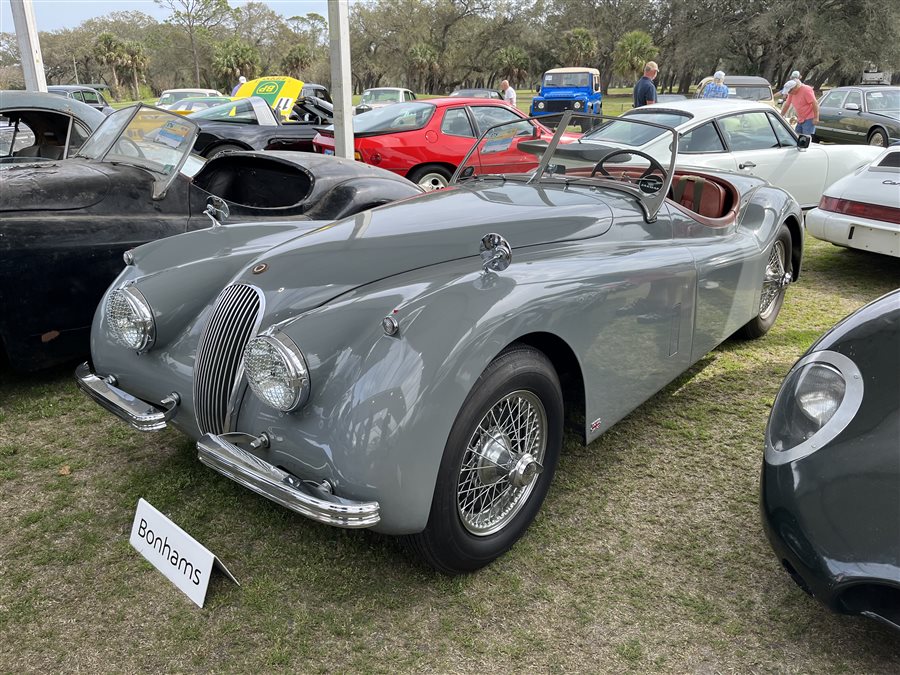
<box><xmin>9</xmin><ymin>0</ymin><xmax>47</xmax><ymax>91</ymax></box>
<box><xmin>327</xmin><ymin>0</ymin><xmax>354</xmax><ymax>159</ymax></box>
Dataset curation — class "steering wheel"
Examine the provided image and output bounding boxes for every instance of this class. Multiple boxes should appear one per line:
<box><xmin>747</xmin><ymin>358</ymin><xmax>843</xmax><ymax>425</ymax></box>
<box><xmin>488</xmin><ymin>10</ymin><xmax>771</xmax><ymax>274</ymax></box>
<box><xmin>590</xmin><ymin>148</ymin><xmax>665</xmax><ymax>180</ymax></box>
<box><xmin>112</xmin><ymin>136</ymin><xmax>145</xmax><ymax>159</ymax></box>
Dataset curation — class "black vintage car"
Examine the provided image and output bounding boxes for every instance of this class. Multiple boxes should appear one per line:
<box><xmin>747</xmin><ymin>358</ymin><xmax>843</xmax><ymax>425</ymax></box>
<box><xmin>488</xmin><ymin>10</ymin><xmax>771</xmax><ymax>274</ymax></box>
<box><xmin>762</xmin><ymin>289</ymin><xmax>900</xmax><ymax>631</ymax></box>
<box><xmin>1</xmin><ymin>90</ymin><xmax>105</xmax><ymax>162</ymax></box>
<box><xmin>188</xmin><ymin>95</ymin><xmax>333</xmax><ymax>159</ymax></box>
<box><xmin>816</xmin><ymin>86</ymin><xmax>900</xmax><ymax>147</ymax></box>
<box><xmin>0</xmin><ymin>104</ymin><xmax>421</xmax><ymax>370</ymax></box>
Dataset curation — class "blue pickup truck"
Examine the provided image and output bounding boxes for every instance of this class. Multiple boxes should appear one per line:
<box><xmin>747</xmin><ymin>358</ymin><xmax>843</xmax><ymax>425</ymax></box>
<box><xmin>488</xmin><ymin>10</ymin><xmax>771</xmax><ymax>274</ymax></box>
<box><xmin>530</xmin><ymin>67</ymin><xmax>603</xmax><ymax>119</ymax></box>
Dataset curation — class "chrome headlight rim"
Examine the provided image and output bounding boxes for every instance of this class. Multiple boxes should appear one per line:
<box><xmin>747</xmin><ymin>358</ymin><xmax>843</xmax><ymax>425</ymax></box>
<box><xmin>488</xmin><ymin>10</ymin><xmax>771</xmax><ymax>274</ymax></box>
<box><xmin>243</xmin><ymin>332</ymin><xmax>310</xmax><ymax>413</ymax></box>
<box><xmin>537</xmin><ymin>101</ymin><xmax>545</xmax><ymax>110</ymax></box>
<box><xmin>765</xmin><ymin>350</ymin><xmax>863</xmax><ymax>466</ymax></box>
<box><xmin>106</xmin><ymin>286</ymin><xmax>155</xmax><ymax>352</ymax></box>
<box><xmin>573</xmin><ymin>100</ymin><xmax>582</xmax><ymax>109</ymax></box>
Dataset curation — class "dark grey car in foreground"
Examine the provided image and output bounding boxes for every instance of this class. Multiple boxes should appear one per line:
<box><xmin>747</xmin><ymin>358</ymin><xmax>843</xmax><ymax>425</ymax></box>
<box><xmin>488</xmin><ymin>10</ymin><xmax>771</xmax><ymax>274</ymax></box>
<box><xmin>762</xmin><ymin>289</ymin><xmax>900</xmax><ymax>631</ymax></box>
<box><xmin>77</xmin><ymin>111</ymin><xmax>803</xmax><ymax>574</ymax></box>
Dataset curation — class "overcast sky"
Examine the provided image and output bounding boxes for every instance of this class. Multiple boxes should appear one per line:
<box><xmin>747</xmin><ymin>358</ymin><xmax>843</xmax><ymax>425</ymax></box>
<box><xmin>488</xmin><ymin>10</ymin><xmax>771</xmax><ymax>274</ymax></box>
<box><xmin>1</xmin><ymin>0</ymin><xmax>331</xmax><ymax>33</ymax></box>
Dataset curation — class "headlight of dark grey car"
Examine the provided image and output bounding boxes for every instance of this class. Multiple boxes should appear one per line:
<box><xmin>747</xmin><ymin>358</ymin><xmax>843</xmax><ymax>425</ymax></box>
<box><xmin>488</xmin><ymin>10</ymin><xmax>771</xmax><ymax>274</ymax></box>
<box><xmin>243</xmin><ymin>333</ymin><xmax>310</xmax><ymax>412</ymax></box>
<box><xmin>105</xmin><ymin>287</ymin><xmax>155</xmax><ymax>352</ymax></box>
<box><xmin>765</xmin><ymin>350</ymin><xmax>863</xmax><ymax>464</ymax></box>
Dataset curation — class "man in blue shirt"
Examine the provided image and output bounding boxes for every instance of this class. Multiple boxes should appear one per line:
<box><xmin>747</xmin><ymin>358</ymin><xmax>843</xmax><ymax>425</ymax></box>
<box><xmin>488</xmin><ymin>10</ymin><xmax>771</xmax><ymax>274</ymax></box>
<box><xmin>633</xmin><ymin>61</ymin><xmax>659</xmax><ymax>107</ymax></box>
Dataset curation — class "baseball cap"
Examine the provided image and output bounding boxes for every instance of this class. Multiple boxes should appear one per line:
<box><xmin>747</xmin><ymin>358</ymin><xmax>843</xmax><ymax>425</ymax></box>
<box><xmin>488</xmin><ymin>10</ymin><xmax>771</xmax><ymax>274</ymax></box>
<box><xmin>781</xmin><ymin>80</ymin><xmax>798</xmax><ymax>96</ymax></box>
<box><xmin>790</xmin><ymin>70</ymin><xmax>801</xmax><ymax>79</ymax></box>
<box><xmin>714</xmin><ymin>70</ymin><xmax>725</xmax><ymax>80</ymax></box>
<box><xmin>239</xmin><ymin>76</ymin><xmax>247</xmax><ymax>83</ymax></box>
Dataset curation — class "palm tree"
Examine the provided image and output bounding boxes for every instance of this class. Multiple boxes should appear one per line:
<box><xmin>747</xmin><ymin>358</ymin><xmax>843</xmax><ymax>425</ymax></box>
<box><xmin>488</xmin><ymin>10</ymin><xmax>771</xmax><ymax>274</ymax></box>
<box><xmin>212</xmin><ymin>38</ymin><xmax>260</xmax><ymax>86</ymax></box>
<box><xmin>122</xmin><ymin>41</ymin><xmax>148</xmax><ymax>100</ymax></box>
<box><xmin>560</xmin><ymin>28</ymin><xmax>597</xmax><ymax>67</ymax></box>
<box><xmin>94</xmin><ymin>33</ymin><xmax>126</xmax><ymax>97</ymax></box>
<box><xmin>494</xmin><ymin>46</ymin><xmax>529</xmax><ymax>88</ymax></box>
<box><xmin>281</xmin><ymin>43</ymin><xmax>313</xmax><ymax>79</ymax></box>
<box><xmin>612</xmin><ymin>31</ymin><xmax>658</xmax><ymax>81</ymax></box>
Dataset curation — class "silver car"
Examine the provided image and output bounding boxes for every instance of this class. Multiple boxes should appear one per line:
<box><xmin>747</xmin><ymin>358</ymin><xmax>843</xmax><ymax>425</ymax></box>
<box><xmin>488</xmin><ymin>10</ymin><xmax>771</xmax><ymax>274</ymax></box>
<box><xmin>77</xmin><ymin>112</ymin><xmax>803</xmax><ymax>573</ymax></box>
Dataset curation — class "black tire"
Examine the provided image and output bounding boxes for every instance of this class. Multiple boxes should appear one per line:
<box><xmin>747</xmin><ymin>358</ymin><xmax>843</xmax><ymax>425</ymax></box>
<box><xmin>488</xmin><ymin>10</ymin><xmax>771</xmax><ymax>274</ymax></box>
<box><xmin>737</xmin><ymin>224</ymin><xmax>792</xmax><ymax>339</ymax></box>
<box><xmin>206</xmin><ymin>143</ymin><xmax>245</xmax><ymax>160</ymax></box>
<box><xmin>408</xmin><ymin>345</ymin><xmax>563</xmax><ymax>574</ymax></box>
<box><xmin>867</xmin><ymin>127</ymin><xmax>888</xmax><ymax>148</ymax></box>
<box><xmin>407</xmin><ymin>164</ymin><xmax>452</xmax><ymax>191</ymax></box>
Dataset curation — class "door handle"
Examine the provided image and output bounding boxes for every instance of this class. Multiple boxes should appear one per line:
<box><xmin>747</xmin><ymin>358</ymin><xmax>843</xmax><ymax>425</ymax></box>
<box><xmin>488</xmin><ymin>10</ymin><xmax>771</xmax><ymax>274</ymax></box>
<box><xmin>739</xmin><ymin>161</ymin><xmax>756</xmax><ymax>169</ymax></box>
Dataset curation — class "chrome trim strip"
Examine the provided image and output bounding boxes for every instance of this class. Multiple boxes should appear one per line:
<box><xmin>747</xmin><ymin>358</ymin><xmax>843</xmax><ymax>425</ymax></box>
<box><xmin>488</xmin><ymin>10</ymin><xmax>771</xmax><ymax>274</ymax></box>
<box><xmin>197</xmin><ymin>433</ymin><xmax>381</xmax><ymax>528</ymax></box>
<box><xmin>75</xmin><ymin>361</ymin><xmax>178</xmax><ymax>432</ymax></box>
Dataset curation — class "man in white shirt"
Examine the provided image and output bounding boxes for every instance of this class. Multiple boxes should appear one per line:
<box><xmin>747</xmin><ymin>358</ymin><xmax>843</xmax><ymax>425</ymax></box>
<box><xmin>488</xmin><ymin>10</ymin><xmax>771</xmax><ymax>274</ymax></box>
<box><xmin>500</xmin><ymin>80</ymin><xmax>516</xmax><ymax>107</ymax></box>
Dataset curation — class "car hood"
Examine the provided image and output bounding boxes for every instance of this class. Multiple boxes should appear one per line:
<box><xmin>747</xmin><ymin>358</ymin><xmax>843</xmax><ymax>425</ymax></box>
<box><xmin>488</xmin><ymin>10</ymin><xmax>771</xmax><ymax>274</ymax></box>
<box><xmin>0</xmin><ymin>159</ymin><xmax>110</xmax><ymax>212</ymax></box>
<box><xmin>230</xmin><ymin>182</ymin><xmax>615</xmax><ymax>313</ymax></box>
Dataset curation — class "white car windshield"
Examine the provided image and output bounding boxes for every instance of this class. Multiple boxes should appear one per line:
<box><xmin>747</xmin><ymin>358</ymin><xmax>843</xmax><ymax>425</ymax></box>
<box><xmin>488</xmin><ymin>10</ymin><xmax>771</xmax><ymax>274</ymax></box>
<box><xmin>360</xmin><ymin>90</ymin><xmax>402</xmax><ymax>104</ymax></box>
<box><xmin>581</xmin><ymin>110</ymin><xmax>691</xmax><ymax>147</ymax></box>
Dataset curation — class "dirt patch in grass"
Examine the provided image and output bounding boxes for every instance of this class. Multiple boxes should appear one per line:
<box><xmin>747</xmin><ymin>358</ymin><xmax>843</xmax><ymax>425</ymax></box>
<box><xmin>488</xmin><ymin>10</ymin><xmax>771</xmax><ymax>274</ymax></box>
<box><xmin>1</xmin><ymin>239</ymin><xmax>899</xmax><ymax>673</ymax></box>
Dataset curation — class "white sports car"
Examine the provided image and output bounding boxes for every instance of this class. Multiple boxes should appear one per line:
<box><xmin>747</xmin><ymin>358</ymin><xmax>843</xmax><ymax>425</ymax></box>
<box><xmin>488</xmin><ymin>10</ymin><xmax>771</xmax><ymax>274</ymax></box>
<box><xmin>579</xmin><ymin>100</ymin><xmax>881</xmax><ymax>208</ymax></box>
<box><xmin>804</xmin><ymin>146</ymin><xmax>900</xmax><ymax>257</ymax></box>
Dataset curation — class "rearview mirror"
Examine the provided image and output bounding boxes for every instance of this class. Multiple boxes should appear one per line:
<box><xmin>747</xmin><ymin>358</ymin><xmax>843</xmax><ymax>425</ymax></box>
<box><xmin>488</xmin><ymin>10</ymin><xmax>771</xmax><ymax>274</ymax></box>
<box><xmin>204</xmin><ymin>195</ymin><xmax>229</xmax><ymax>227</ymax></box>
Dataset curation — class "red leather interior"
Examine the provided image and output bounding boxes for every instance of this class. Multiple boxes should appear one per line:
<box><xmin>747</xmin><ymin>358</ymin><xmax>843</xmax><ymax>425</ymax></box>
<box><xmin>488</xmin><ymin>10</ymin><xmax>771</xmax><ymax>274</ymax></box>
<box><xmin>670</xmin><ymin>176</ymin><xmax>728</xmax><ymax>219</ymax></box>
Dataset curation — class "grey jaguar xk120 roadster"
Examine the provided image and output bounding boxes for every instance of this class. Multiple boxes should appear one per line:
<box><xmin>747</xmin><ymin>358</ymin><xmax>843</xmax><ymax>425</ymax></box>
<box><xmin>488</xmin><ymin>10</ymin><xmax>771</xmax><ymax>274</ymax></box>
<box><xmin>77</xmin><ymin>111</ymin><xmax>804</xmax><ymax>573</ymax></box>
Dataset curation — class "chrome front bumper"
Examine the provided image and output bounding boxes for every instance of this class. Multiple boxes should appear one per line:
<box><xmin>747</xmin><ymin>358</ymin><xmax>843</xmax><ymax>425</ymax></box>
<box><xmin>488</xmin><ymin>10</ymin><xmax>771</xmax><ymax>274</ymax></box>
<box><xmin>197</xmin><ymin>432</ymin><xmax>381</xmax><ymax>529</ymax></box>
<box><xmin>75</xmin><ymin>362</ymin><xmax>178</xmax><ymax>432</ymax></box>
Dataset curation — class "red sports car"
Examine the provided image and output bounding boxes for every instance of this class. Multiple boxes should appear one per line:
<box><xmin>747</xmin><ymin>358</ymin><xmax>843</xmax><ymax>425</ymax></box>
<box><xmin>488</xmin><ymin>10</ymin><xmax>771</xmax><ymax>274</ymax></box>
<box><xmin>312</xmin><ymin>97</ymin><xmax>575</xmax><ymax>190</ymax></box>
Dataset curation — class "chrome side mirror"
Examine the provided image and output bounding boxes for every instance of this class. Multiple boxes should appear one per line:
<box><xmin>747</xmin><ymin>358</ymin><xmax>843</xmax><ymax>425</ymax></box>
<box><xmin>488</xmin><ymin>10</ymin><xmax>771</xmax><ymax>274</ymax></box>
<box><xmin>844</xmin><ymin>103</ymin><xmax>860</xmax><ymax>112</ymax></box>
<box><xmin>480</xmin><ymin>233</ymin><xmax>512</xmax><ymax>273</ymax></box>
<box><xmin>204</xmin><ymin>195</ymin><xmax>229</xmax><ymax>228</ymax></box>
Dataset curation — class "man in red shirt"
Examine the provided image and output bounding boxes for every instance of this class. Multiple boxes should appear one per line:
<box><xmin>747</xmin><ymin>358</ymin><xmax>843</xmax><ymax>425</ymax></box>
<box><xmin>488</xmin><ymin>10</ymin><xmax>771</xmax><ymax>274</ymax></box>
<box><xmin>780</xmin><ymin>70</ymin><xmax>819</xmax><ymax>136</ymax></box>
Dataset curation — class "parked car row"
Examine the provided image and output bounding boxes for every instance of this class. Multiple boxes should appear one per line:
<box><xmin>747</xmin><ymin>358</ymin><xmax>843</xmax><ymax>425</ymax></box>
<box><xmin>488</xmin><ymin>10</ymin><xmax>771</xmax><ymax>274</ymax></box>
<box><xmin>2</xmin><ymin>88</ymin><xmax>895</xmax><ymax>631</ymax></box>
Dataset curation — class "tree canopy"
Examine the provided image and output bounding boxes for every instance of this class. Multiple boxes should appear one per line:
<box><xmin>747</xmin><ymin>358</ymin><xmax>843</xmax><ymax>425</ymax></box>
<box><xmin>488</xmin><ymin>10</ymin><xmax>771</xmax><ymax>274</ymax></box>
<box><xmin>2</xmin><ymin>0</ymin><xmax>897</xmax><ymax>96</ymax></box>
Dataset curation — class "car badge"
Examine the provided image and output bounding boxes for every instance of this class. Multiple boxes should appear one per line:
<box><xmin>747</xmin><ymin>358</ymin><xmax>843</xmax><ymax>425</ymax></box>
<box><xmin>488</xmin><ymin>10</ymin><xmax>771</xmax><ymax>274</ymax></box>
<box><xmin>252</xmin><ymin>263</ymin><xmax>268</xmax><ymax>275</ymax></box>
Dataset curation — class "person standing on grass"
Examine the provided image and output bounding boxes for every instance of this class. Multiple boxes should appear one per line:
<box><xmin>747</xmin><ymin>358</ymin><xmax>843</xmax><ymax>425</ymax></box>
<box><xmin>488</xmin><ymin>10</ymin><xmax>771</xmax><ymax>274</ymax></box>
<box><xmin>500</xmin><ymin>80</ymin><xmax>516</xmax><ymax>107</ymax></box>
<box><xmin>700</xmin><ymin>71</ymin><xmax>729</xmax><ymax>99</ymax></box>
<box><xmin>633</xmin><ymin>61</ymin><xmax>658</xmax><ymax>107</ymax></box>
<box><xmin>780</xmin><ymin>70</ymin><xmax>819</xmax><ymax>136</ymax></box>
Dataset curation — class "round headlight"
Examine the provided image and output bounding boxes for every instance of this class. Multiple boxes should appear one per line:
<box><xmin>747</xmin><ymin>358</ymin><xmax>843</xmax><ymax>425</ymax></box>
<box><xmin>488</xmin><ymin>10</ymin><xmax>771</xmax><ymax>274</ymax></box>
<box><xmin>765</xmin><ymin>350</ymin><xmax>863</xmax><ymax>464</ymax></box>
<box><xmin>573</xmin><ymin>101</ymin><xmax>582</xmax><ymax>109</ymax></box>
<box><xmin>243</xmin><ymin>333</ymin><xmax>310</xmax><ymax>412</ymax></box>
<box><xmin>105</xmin><ymin>287</ymin><xmax>155</xmax><ymax>352</ymax></box>
<box><xmin>537</xmin><ymin>101</ymin><xmax>545</xmax><ymax>110</ymax></box>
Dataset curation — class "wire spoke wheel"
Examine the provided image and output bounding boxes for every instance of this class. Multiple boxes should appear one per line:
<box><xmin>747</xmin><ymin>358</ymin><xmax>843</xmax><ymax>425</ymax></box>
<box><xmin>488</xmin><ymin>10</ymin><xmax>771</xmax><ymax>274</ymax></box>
<box><xmin>457</xmin><ymin>390</ymin><xmax>547</xmax><ymax>536</ymax></box>
<box><xmin>759</xmin><ymin>239</ymin><xmax>787</xmax><ymax>320</ymax></box>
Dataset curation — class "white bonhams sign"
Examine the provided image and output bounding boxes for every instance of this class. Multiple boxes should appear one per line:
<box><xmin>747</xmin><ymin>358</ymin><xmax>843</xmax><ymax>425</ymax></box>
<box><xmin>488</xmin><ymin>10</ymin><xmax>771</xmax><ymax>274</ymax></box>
<box><xmin>129</xmin><ymin>498</ymin><xmax>238</xmax><ymax>608</ymax></box>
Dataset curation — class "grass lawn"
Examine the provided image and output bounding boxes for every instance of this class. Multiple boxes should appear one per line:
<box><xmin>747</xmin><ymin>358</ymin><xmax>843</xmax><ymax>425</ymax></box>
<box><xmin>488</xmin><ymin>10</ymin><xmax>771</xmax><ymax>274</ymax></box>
<box><xmin>1</xmin><ymin>237</ymin><xmax>898</xmax><ymax>672</ymax></box>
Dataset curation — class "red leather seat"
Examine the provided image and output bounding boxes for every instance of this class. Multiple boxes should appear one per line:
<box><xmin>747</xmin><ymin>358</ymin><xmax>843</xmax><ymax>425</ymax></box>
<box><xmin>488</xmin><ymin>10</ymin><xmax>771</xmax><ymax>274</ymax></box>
<box><xmin>671</xmin><ymin>175</ymin><xmax>728</xmax><ymax>219</ymax></box>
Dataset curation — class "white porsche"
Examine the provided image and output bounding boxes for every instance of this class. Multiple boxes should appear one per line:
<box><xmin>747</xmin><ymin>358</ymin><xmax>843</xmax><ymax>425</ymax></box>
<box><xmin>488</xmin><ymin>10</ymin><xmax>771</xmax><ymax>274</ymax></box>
<box><xmin>579</xmin><ymin>100</ymin><xmax>882</xmax><ymax>208</ymax></box>
<box><xmin>804</xmin><ymin>146</ymin><xmax>900</xmax><ymax>257</ymax></box>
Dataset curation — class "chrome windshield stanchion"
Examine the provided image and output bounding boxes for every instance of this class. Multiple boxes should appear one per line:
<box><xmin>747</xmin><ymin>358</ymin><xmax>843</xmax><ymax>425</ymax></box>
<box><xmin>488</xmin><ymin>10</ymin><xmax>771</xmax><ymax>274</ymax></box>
<box><xmin>75</xmin><ymin>362</ymin><xmax>179</xmax><ymax>432</ymax></box>
<box><xmin>196</xmin><ymin>432</ymin><xmax>381</xmax><ymax>529</ymax></box>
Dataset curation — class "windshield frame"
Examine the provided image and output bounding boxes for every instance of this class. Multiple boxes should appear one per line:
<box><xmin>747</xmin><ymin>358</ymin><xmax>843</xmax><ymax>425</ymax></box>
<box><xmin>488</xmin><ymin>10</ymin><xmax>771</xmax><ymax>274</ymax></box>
<box><xmin>75</xmin><ymin>104</ymin><xmax>199</xmax><ymax>199</ymax></box>
<box><xmin>453</xmin><ymin>110</ymin><xmax>678</xmax><ymax>222</ymax></box>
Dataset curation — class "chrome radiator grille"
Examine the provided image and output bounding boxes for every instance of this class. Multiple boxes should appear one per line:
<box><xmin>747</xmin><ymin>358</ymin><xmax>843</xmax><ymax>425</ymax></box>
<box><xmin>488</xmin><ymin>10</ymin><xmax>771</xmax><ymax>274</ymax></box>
<box><xmin>194</xmin><ymin>284</ymin><xmax>262</xmax><ymax>434</ymax></box>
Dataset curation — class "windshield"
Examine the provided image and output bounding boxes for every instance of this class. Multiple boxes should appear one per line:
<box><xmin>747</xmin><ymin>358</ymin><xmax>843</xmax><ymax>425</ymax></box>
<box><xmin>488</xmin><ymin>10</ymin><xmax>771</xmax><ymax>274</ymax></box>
<box><xmin>352</xmin><ymin>102</ymin><xmax>435</xmax><ymax>133</ymax></box>
<box><xmin>865</xmin><ymin>89</ymin><xmax>900</xmax><ymax>112</ymax></box>
<box><xmin>360</xmin><ymin>89</ymin><xmax>403</xmax><ymax>104</ymax></box>
<box><xmin>455</xmin><ymin>111</ymin><xmax>676</xmax><ymax>220</ymax></box>
<box><xmin>730</xmin><ymin>86</ymin><xmax>773</xmax><ymax>101</ymax></box>
<box><xmin>543</xmin><ymin>72</ymin><xmax>591</xmax><ymax>89</ymax></box>
<box><xmin>582</xmin><ymin>110</ymin><xmax>691</xmax><ymax>147</ymax></box>
<box><xmin>76</xmin><ymin>106</ymin><xmax>198</xmax><ymax>198</ymax></box>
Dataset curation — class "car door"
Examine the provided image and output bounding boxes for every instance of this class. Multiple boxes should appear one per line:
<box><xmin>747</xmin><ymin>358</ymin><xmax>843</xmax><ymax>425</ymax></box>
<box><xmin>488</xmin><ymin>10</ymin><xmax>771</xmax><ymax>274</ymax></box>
<box><xmin>469</xmin><ymin>105</ymin><xmax>540</xmax><ymax>173</ymax></box>
<box><xmin>816</xmin><ymin>89</ymin><xmax>848</xmax><ymax>142</ymax></box>
<box><xmin>837</xmin><ymin>90</ymin><xmax>868</xmax><ymax>142</ymax></box>
<box><xmin>721</xmin><ymin>110</ymin><xmax>827</xmax><ymax>207</ymax></box>
<box><xmin>676</xmin><ymin>121</ymin><xmax>736</xmax><ymax>171</ymax></box>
